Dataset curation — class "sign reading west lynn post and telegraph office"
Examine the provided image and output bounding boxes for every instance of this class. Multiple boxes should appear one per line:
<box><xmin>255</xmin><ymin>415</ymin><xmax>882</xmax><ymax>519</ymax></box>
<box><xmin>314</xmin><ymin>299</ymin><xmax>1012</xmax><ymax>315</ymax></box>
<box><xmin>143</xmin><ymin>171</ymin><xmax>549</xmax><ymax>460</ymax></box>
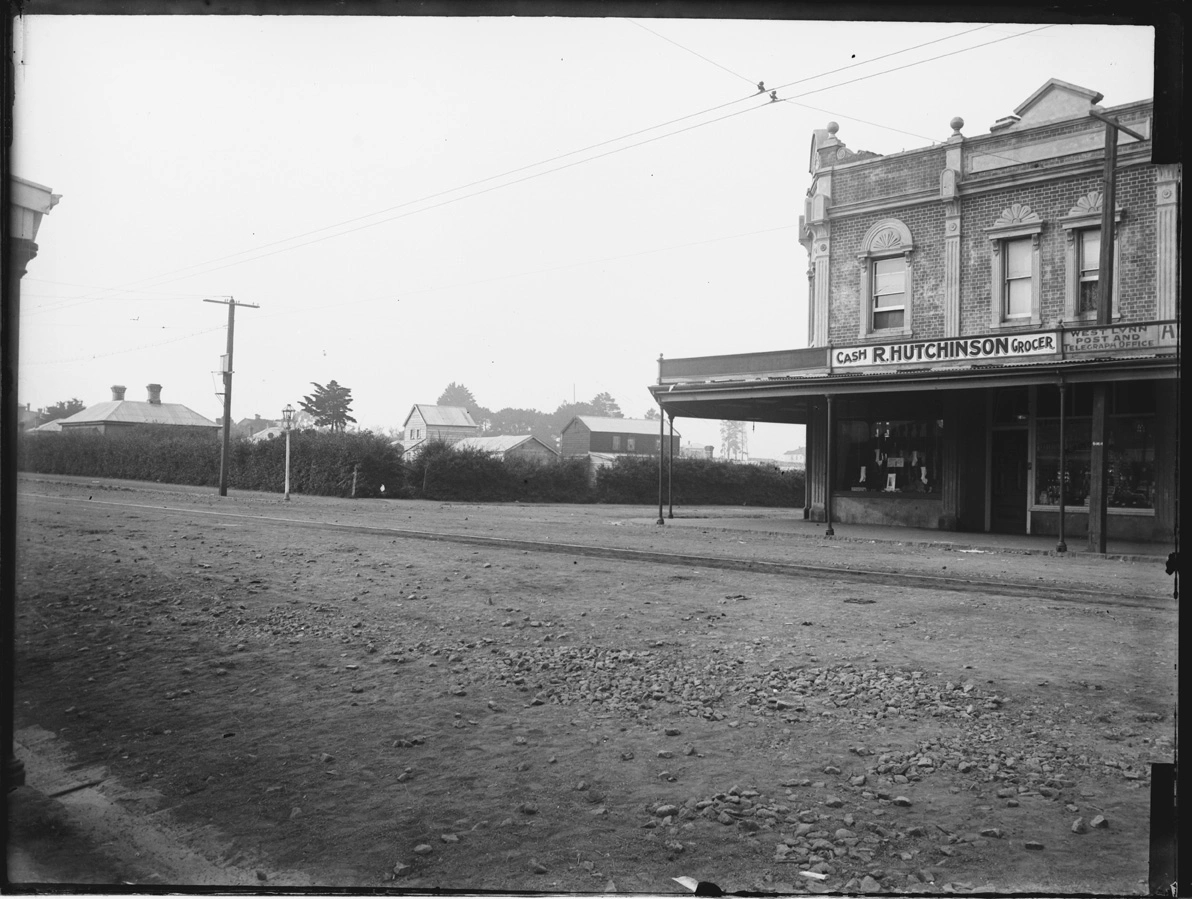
<box><xmin>832</xmin><ymin>321</ymin><xmax>1178</xmax><ymax>370</ymax></box>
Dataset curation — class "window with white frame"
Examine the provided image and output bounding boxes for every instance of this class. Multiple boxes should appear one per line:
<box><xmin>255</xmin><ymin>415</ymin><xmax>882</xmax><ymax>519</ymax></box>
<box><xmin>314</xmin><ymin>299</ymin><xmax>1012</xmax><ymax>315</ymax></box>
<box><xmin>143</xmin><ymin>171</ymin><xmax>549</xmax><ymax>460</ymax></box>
<box><xmin>1060</xmin><ymin>193</ymin><xmax>1121</xmax><ymax>321</ymax></box>
<box><xmin>857</xmin><ymin>219</ymin><xmax>914</xmax><ymax>337</ymax></box>
<box><xmin>1003</xmin><ymin>237</ymin><xmax>1034</xmax><ymax>319</ymax></box>
<box><xmin>1077</xmin><ymin>229</ymin><xmax>1100</xmax><ymax>314</ymax></box>
<box><xmin>872</xmin><ymin>257</ymin><xmax>906</xmax><ymax>330</ymax></box>
<box><xmin>985</xmin><ymin>203</ymin><xmax>1043</xmax><ymax>328</ymax></box>
<box><xmin>612</xmin><ymin>435</ymin><xmax>621</xmax><ymax>450</ymax></box>
<box><xmin>627</xmin><ymin>437</ymin><xmax>636</xmax><ymax>451</ymax></box>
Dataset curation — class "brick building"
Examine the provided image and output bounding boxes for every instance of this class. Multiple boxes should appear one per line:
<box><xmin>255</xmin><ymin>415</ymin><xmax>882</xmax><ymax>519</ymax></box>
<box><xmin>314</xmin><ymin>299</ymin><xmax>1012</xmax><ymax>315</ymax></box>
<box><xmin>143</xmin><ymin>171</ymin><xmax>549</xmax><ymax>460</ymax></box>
<box><xmin>650</xmin><ymin>80</ymin><xmax>1178</xmax><ymax>545</ymax></box>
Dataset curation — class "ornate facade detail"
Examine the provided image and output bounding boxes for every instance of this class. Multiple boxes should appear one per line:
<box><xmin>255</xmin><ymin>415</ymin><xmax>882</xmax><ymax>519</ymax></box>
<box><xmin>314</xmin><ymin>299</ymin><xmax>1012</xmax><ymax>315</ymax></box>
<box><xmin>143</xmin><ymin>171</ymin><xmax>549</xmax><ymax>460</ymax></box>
<box><xmin>870</xmin><ymin>228</ymin><xmax>903</xmax><ymax>252</ymax></box>
<box><xmin>1154</xmin><ymin>166</ymin><xmax>1180</xmax><ymax>319</ymax></box>
<box><xmin>1068</xmin><ymin>191</ymin><xmax>1103</xmax><ymax>217</ymax></box>
<box><xmin>994</xmin><ymin>203</ymin><xmax>1042</xmax><ymax>228</ymax></box>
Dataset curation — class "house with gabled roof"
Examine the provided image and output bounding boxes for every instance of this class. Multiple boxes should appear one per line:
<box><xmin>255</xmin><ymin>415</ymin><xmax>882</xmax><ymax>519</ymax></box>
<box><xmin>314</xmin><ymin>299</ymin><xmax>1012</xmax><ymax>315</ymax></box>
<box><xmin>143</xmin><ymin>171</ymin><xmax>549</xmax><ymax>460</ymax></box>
<box><xmin>399</xmin><ymin>404</ymin><xmax>480</xmax><ymax>459</ymax></box>
<box><xmin>452</xmin><ymin>434</ymin><xmax>558</xmax><ymax>462</ymax></box>
<box><xmin>56</xmin><ymin>384</ymin><xmax>219</xmax><ymax>437</ymax></box>
<box><xmin>559</xmin><ymin>416</ymin><xmax>681</xmax><ymax>458</ymax></box>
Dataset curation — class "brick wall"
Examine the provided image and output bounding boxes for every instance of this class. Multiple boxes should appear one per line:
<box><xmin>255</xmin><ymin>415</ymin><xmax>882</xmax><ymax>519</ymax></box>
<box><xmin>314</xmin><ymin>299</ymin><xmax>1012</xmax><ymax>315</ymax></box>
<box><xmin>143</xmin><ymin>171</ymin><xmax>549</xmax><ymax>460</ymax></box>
<box><xmin>958</xmin><ymin>166</ymin><xmax>1156</xmax><ymax>334</ymax></box>
<box><xmin>832</xmin><ymin>147</ymin><xmax>945</xmax><ymax>207</ymax></box>
<box><xmin>825</xmin><ymin>203</ymin><xmax>946</xmax><ymax>345</ymax></box>
<box><xmin>818</xmin><ymin>126</ymin><xmax>1158</xmax><ymax>345</ymax></box>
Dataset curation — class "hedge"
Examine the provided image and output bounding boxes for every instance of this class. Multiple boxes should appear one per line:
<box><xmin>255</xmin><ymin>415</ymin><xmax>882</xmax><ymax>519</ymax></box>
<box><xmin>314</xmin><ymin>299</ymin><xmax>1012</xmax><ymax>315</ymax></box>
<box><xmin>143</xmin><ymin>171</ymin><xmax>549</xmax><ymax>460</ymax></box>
<box><xmin>17</xmin><ymin>428</ymin><xmax>403</xmax><ymax>498</ymax></box>
<box><xmin>595</xmin><ymin>454</ymin><xmax>804</xmax><ymax>507</ymax></box>
<box><xmin>18</xmin><ymin>430</ymin><xmax>804</xmax><ymax>507</ymax></box>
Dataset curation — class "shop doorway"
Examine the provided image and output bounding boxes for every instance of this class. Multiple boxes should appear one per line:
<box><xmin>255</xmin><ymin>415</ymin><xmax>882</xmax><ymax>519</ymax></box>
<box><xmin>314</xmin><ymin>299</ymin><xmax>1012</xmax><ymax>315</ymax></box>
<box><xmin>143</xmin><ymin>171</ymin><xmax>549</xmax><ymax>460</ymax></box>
<box><xmin>990</xmin><ymin>429</ymin><xmax>1028</xmax><ymax>533</ymax></box>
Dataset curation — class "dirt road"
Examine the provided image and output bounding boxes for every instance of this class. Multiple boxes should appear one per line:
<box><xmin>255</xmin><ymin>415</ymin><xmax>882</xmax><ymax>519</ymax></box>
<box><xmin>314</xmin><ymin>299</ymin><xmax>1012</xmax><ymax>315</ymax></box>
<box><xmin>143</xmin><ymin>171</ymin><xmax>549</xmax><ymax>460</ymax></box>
<box><xmin>8</xmin><ymin>475</ymin><xmax>1178</xmax><ymax>894</ymax></box>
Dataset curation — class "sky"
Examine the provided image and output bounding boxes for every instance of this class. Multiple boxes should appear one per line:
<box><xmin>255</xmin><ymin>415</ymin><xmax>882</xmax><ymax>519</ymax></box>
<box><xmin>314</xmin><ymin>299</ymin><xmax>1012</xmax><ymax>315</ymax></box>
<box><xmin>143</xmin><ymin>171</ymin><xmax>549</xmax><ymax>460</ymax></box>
<box><xmin>12</xmin><ymin>13</ymin><xmax>1156</xmax><ymax>459</ymax></box>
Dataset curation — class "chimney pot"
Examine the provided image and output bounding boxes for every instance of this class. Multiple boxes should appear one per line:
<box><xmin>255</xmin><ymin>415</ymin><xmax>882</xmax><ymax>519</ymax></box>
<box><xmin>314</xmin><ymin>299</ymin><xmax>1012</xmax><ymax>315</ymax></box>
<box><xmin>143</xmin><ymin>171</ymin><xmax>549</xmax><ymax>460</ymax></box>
<box><xmin>111</xmin><ymin>385</ymin><xmax>127</xmax><ymax>401</ymax></box>
<box><xmin>147</xmin><ymin>383</ymin><xmax>162</xmax><ymax>405</ymax></box>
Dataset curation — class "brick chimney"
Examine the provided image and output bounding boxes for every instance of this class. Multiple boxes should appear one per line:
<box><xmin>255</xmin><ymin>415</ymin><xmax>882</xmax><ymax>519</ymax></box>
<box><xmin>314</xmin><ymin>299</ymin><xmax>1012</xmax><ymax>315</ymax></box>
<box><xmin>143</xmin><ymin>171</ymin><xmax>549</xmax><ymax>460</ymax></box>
<box><xmin>146</xmin><ymin>383</ymin><xmax>162</xmax><ymax>405</ymax></box>
<box><xmin>111</xmin><ymin>385</ymin><xmax>126</xmax><ymax>401</ymax></box>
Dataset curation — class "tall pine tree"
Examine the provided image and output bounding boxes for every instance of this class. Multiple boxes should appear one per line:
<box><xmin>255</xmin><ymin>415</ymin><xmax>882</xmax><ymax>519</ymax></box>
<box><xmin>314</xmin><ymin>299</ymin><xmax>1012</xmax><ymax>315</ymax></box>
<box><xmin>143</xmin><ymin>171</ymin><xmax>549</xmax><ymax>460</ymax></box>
<box><xmin>299</xmin><ymin>380</ymin><xmax>357</xmax><ymax>432</ymax></box>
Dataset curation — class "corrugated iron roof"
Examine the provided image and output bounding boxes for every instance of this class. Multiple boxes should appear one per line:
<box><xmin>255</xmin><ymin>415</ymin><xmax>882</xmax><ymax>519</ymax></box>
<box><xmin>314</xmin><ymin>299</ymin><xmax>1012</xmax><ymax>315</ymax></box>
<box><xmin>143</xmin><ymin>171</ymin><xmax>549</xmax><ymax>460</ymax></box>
<box><xmin>404</xmin><ymin>405</ymin><xmax>477</xmax><ymax>428</ymax></box>
<box><xmin>59</xmin><ymin>400</ymin><xmax>219</xmax><ymax>428</ymax></box>
<box><xmin>568</xmin><ymin>415</ymin><xmax>681</xmax><ymax>437</ymax></box>
<box><xmin>453</xmin><ymin>435</ymin><xmax>557</xmax><ymax>455</ymax></box>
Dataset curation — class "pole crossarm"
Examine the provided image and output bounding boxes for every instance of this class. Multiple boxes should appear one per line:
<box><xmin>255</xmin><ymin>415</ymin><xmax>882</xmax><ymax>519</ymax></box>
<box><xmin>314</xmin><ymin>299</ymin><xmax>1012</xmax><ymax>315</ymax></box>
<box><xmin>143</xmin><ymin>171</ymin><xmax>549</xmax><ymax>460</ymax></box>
<box><xmin>1088</xmin><ymin>108</ymin><xmax>1147</xmax><ymax>142</ymax></box>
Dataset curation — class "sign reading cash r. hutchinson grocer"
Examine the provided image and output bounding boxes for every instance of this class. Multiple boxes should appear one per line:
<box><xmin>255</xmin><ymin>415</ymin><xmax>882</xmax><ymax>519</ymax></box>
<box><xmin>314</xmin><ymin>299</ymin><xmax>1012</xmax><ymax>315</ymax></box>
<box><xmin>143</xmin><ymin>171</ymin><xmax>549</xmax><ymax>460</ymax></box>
<box><xmin>833</xmin><ymin>333</ymin><xmax>1059</xmax><ymax>368</ymax></box>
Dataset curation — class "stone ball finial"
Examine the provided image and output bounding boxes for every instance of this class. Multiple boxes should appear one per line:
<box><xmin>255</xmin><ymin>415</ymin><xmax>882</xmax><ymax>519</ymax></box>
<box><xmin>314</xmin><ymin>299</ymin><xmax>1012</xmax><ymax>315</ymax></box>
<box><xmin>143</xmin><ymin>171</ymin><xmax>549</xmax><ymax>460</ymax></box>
<box><xmin>826</xmin><ymin>121</ymin><xmax>839</xmax><ymax>136</ymax></box>
<box><xmin>950</xmin><ymin>116</ymin><xmax>964</xmax><ymax>135</ymax></box>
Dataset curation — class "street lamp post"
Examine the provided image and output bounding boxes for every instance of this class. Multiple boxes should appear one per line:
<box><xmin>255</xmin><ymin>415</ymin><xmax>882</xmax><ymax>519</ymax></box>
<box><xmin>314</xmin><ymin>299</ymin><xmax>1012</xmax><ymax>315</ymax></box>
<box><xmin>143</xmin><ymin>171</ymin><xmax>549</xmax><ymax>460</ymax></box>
<box><xmin>282</xmin><ymin>405</ymin><xmax>295</xmax><ymax>501</ymax></box>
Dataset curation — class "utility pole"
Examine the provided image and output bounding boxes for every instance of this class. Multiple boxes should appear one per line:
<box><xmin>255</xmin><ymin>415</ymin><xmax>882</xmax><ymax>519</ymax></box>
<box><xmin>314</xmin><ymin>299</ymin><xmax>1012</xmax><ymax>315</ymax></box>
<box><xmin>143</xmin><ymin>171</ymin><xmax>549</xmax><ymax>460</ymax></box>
<box><xmin>204</xmin><ymin>297</ymin><xmax>259</xmax><ymax>496</ymax></box>
<box><xmin>1086</xmin><ymin>110</ymin><xmax>1146</xmax><ymax>553</ymax></box>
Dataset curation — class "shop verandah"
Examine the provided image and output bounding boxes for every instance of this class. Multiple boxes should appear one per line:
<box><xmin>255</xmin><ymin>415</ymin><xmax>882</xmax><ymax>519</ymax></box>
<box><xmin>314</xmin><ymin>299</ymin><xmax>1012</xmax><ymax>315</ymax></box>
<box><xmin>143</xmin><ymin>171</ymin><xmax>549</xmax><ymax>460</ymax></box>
<box><xmin>647</xmin><ymin>324</ymin><xmax>1178</xmax><ymax>551</ymax></box>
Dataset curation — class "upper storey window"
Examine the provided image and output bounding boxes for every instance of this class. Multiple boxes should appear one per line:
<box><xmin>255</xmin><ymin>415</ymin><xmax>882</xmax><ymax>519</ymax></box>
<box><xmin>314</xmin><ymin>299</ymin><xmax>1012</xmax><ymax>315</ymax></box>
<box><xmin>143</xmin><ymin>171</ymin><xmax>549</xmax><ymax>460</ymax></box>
<box><xmin>985</xmin><ymin>203</ymin><xmax>1043</xmax><ymax>329</ymax></box>
<box><xmin>1003</xmin><ymin>238</ymin><xmax>1034</xmax><ymax>320</ymax></box>
<box><xmin>1060</xmin><ymin>192</ymin><xmax>1121</xmax><ymax>322</ymax></box>
<box><xmin>872</xmin><ymin>257</ymin><xmax>906</xmax><ymax>330</ymax></box>
<box><xmin>1077</xmin><ymin>229</ymin><xmax>1100</xmax><ymax>314</ymax></box>
<box><xmin>858</xmin><ymin>219</ymin><xmax>914</xmax><ymax>338</ymax></box>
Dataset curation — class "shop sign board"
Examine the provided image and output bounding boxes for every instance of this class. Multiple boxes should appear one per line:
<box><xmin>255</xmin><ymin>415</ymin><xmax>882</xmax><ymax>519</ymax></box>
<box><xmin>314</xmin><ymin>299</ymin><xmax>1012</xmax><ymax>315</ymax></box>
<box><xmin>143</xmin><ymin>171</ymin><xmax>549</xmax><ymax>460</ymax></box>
<box><xmin>833</xmin><ymin>332</ymin><xmax>1059</xmax><ymax>369</ymax></box>
<box><xmin>1063</xmin><ymin>322</ymin><xmax>1179</xmax><ymax>354</ymax></box>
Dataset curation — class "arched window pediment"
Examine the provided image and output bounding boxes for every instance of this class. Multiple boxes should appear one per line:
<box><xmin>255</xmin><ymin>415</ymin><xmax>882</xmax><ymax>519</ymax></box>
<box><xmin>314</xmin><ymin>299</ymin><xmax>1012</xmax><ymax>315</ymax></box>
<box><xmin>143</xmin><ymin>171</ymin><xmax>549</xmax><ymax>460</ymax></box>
<box><xmin>859</xmin><ymin>218</ymin><xmax>914</xmax><ymax>257</ymax></box>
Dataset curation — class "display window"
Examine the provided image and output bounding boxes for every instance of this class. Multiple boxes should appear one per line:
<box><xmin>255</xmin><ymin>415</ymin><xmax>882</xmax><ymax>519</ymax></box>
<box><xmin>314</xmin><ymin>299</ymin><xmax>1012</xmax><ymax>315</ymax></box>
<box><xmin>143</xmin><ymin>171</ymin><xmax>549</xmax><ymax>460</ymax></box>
<box><xmin>1033</xmin><ymin>383</ymin><xmax>1156</xmax><ymax>512</ymax></box>
<box><xmin>836</xmin><ymin>417</ymin><xmax>942</xmax><ymax>495</ymax></box>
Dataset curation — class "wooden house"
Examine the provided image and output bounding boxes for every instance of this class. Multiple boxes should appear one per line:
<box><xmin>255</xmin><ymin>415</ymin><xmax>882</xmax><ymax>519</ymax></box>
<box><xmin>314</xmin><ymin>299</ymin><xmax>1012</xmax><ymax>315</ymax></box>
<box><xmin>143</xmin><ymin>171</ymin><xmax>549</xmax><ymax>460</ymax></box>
<box><xmin>452</xmin><ymin>435</ymin><xmax>559</xmax><ymax>462</ymax></box>
<box><xmin>399</xmin><ymin>404</ymin><xmax>480</xmax><ymax>459</ymax></box>
<box><xmin>559</xmin><ymin>416</ymin><xmax>681</xmax><ymax>458</ymax></box>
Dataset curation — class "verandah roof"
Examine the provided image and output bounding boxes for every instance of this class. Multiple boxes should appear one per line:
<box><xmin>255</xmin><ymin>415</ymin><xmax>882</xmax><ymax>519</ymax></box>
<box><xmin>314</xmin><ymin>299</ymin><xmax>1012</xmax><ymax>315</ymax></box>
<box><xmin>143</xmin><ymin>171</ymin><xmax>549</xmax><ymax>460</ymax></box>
<box><xmin>649</xmin><ymin>353</ymin><xmax>1178</xmax><ymax>425</ymax></box>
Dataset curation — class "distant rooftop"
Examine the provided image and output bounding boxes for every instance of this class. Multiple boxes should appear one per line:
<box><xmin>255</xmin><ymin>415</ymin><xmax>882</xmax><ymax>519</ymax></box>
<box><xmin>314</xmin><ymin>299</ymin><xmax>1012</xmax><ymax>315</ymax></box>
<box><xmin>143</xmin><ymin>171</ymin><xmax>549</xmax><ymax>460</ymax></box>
<box><xmin>404</xmin><ymin>404</ymin><xmax>477</xmax><ymax>428</ymax></box>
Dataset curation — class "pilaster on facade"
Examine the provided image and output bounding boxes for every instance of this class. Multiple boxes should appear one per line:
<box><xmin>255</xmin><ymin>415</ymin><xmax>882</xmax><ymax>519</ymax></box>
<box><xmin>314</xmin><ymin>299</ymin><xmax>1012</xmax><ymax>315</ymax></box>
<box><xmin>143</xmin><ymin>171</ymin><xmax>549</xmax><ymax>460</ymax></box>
<box><xmin>1154</xmin><ymin>164</ymin><xmax>1181</xmax><ymax>320</ymax></box>
<box><xmin>805</xmin><ymin>224</ymin><xmax>831</xmax><ymax>347</ymax></box>
<box><xmin>941</xmin><ymin>118</ymin><xmax>965</xmax><ymax>338</ymax></box>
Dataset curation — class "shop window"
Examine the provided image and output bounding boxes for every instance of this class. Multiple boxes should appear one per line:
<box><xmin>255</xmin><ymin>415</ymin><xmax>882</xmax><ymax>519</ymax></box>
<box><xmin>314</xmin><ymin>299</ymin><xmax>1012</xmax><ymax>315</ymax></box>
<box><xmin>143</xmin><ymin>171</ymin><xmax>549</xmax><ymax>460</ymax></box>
<box><xmin>985</xmin><ymin>204</ymin><xmax>1042</xmax><ymax>329</ymax></box>
<box><xmin>1033</xmin><ymin>382</ymin><xmax>1155</xmax><ymax>511</ymax></box>
<box><xmin>1060</xmin><ymin>191</ymin><xmax>1121</xmax><ymax>322</ymax></box>
<box><xmin>857</xmin><ymin>219</ymin><xmax>914</xmax><ymax>337</ymax></box>
<box><xmin>835</xmin><ymin>417</ymin><xmax>942</xmax><ymax>494</ymax></box>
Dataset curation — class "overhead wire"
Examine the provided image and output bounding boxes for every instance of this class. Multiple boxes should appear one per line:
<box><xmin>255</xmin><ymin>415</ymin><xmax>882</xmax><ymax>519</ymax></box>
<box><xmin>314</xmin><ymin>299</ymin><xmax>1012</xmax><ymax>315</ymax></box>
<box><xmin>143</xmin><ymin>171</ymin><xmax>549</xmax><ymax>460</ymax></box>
<box><xmin>99</xmin><ymin>23</ymin><xmax>1015</xmax><ymax>296</ymax></box>
<box><xmin>252</xmin><ymin>221</ymin><xmax>803</xmax><ymax>321</ymax></box>
<box><xmin>628</xmin><ymin>19</ymin><xmax>760</xmax><ymax>87</ymax></box>
<box><xmin>131</xmin><ymin>98</ymin><xmax>776</xmax><ymax>290</ymax></box>
<box><xmin>32</xmin><ymin>22</ymin><xmax>1060</xmax><ymax>364</ymax></box>
<box><xmin>22</xmin><ymin>325</ymin><xmax>226</xmax><ymax>366</ymax></box>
